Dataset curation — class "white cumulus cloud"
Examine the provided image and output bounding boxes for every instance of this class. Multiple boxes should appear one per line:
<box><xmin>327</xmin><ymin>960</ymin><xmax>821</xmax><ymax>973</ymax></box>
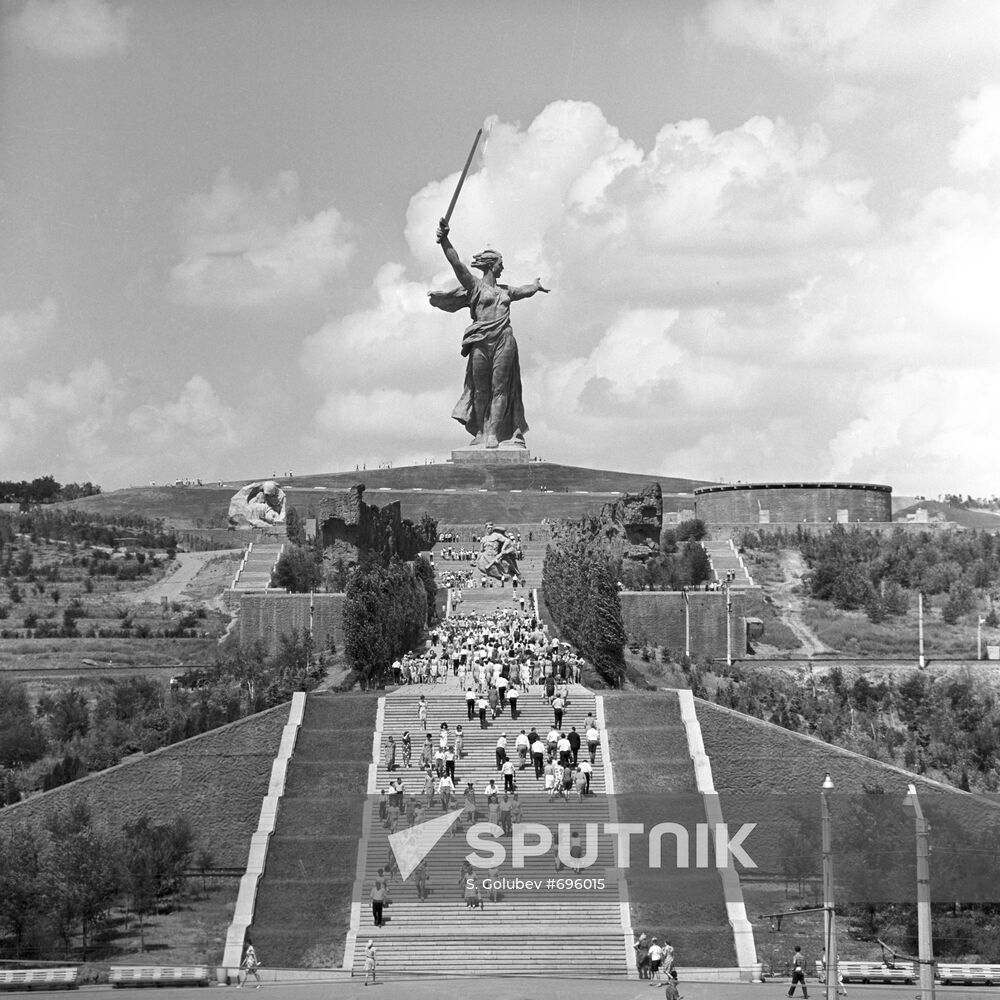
<box><xmin>701</xmin><ymin>0</ymin><xmax>1000</xmax><ymax>76</ymax></box>
<box><xmin>299</xmin><ymin>99</ymin><xmax>998</xmax><ymax>495</ymax></box>
<box><xmin>169</xmin><ymin>169</ymin><xmax>356</xmax><ymax>308</ymax></box>
<box><xmin>0</xmin><ymin>297</ymin><xmax>57</xmax><ymax>361</ymax></box>
<box><xmin>951</xmin><ymin>85</ymin><xmax>1000</xmax><ymax>175</ymax></box>
<box><xmin>6</xmin><ymin>0</ymin><xmax>130</xmax><ymax>58</ymax></box>
<box><xmin>127</xmin><ymin>375</ymin><xmax>238</xmax><ymax>452</ymax></box>
<box><xmin>0</xmin><ymin>361</ymin><xmax>122</xmax><ymax>477</ymax></box>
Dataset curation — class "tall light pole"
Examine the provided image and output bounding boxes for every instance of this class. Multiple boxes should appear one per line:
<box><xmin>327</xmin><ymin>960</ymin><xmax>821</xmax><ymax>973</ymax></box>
<box><xmin>821</xmin><ymin>774</ymin><xmax>837</xmax><ymax>1000</ymax></box>
<box><xmin>978</xmin><ymin>615</ymin><xmax>985</xmax><ymax>660</ymax></box>
<box><xmin>918</xmin><ymin>592</ymin><xmax>926</xmax><ymax>669</ymax></box>
<box><xmin>903</xmin><ymin>783</ymin><xmax>935</xmax><ymax>1000</ymax></box>
<box><xmin>725</xmin><ymin>582</ymin><xmax>733</xmax><ymax>668</ymax></box>
<box><xmin>683</xmin><ymin>588</ymin><xmax>691</xmax><ymax>662</ymax></box>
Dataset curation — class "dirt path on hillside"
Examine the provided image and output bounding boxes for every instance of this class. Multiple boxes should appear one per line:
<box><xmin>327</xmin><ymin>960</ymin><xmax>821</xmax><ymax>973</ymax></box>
<box><xmin>125</xmin><ymin>549</ymin><xmax>235</xmax><ymax>606</ymax></box>
<box><xmin>774</xmin><ymin>550</ymin><xmax>831</xmax><ymax>657</ymax></box>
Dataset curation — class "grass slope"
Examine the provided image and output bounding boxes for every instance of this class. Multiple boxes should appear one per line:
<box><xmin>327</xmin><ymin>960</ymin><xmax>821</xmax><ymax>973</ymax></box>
<box><xmin>603</xmin><ymin>691</ymin><xmax>736</xmax><ymax>967</ymax></box>
<box><xmin>249</xmin><ymin>692</ymin><xmax>378</xmax><ymax>968</ymax></box>
<box><xmin>893</xmin><ymin>500</ymin><xmax>1000</xmax><ymax>529</ymax></box>
<box><xmin>63</xmin><ymin>463</ymin><xmax>713</xmax><ymax>531</ymax></box>
<box><xmin>695</xmin><ymin>698</ymin><xmax>1000</xmax><ymax>968</ymax></box>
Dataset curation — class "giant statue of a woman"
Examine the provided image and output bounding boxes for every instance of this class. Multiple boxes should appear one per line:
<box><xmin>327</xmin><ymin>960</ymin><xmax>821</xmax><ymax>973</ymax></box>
<box><xmin>428</xmin><ymin>218</ymin><xmax>549</xmax><ymax>449</ymax></box>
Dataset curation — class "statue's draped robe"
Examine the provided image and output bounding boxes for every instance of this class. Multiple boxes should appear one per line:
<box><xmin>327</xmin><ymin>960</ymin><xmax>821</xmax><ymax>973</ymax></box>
<box><xmin>429</xmin><ymin>278</ymin><xmax>528</xmax><ymax>442</ymax></box>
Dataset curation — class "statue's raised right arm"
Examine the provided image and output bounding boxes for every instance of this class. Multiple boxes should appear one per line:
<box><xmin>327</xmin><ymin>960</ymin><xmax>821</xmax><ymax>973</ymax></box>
<box><xmin>436</xmin><ymin>218</ymin><xmax>475</xmax><ymax>292</ymax></box>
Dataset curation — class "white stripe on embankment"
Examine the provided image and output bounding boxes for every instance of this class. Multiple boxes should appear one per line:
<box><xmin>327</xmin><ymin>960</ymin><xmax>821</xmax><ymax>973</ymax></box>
<box><xmin>222</xmin><ymin>691</ymin><xmax>307</xmax><ymax>980</ymax></box>
<box><xmin>595</xmin><ymin>695</ymin><xmax>638</xmax><ymax>978</ymax></box>
<box><xmin>676</xmin><ymin>689</ymin><xmax>757</xmax><ymax>978</ymax></box>
<box><xmin>342</xmin><ymin>695</ymin><xmax>386</xmax><ymax>971</ymax></box>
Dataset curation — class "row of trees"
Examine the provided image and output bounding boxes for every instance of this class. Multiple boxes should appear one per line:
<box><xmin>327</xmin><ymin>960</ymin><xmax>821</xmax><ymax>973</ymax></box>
<box><xmin>343</xmin><ymin>557</ymin><xmax>434</xmax><ymax>685</ymax></box>
<box><xmin>0</xmin><ymin>803</ymin><xmax>195</xmax><ymax>958</ymax></box>
<box><xmin>737</xmin><ymin>524</ymin><xmax>1000</xmax><ymax>623</ymax></box>
<box><xmin>711</xmin><ymin>663</ymin><xmax>1000</xmax><ymax>791</ymax></box>
<box><xmin>0</xmin><ymin>631</ymin><xmax>327</xmax><ymax>801</ymax></box>
<box><xmin>542</xmin><ymin>522</ymin><xmax>627</xmax><ymax>687</ymax></box>
<box><xmin>0</xmin><ymin>476</ymin><xmax>101</xmax><ymax>506</ymax></box>
<box><xmin>0</xmin><ymin>509</ymin><xmax>178</xmax><ymax>552</ymax></box>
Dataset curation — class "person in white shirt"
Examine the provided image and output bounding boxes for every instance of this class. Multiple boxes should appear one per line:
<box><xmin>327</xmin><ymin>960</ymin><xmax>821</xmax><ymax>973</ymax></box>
<box><xmin>557</xmin><ymin>734</ymin><xmax>572</xmax><ymax>765</ymax></box>
<box><xmin>648</xmin><ymin>938</ymin><xmax>664</xmax><ymax>985</ymax></box>
<box><xmin>552</xmin><ymin>694</ymin><xmax>565</xmax><ymax>728</ymax></box>
<box><xmin>586</xmin><ymin>725</ymin><xmax>600</xmax><ymax>764</ymax></box>
<box><xmin>530</xmin><ymin>738</ymin><xmax>546</xmax><ymax>778</ymax></box>
<box><xmin>438</xmin><ymin>772</ymin><xmax>455</xmax><ymax>811</ymax></box>
<box><xmin>501</xmin><ymin>757</ymin><xmax>516</xmax><ymax>793</ymax></box>
<box><xmin>579</xmin><ymin>758</ymin><xmax>593</xmax><ymax>795</ymax></box>
<box><xmin>544</xmin><ymin>761</ymin><xmax>557</xmax><ymax>800</ymax></box>
<box><xmin>507</xmin><ymin>684</ymin><xmax>520</xmax><ymax>719</ymax></box>
<box><xmin>495</xmin><ymin>734</ymin><xmax>507</xmax><ymax>770</ymax></box>
<box><xmin>515</xmin><ymin>730</ymin><xmax>530</xmax><ymax>769</ymax></box>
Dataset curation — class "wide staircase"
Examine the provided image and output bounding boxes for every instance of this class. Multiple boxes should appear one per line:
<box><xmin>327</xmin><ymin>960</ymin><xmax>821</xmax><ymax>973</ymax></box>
<box><xmin>436</xmin><ymin>527</ymin><xmax>548</xmax><ymax>617</ymax></box>
<box><xmin>347</xmin><ymin>682</ymin><xmax>631</xmax><ymax>978</ymax></box>
<box><xmin>230</xmin><ymin>539</ymin><xmax>284</xmax><ymax>594</ymax></box>
<box><xmin>702</xmin><ymin>539</ymin><xmax>753</xmax><ymax>588</ymax></box>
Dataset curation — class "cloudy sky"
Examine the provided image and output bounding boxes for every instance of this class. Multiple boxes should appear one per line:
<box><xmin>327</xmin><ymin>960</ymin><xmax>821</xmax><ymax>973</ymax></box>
<box><xmin>2</xmin><ymin>0</ymin><xmax>998</xmax><ymax>496</ymax></box>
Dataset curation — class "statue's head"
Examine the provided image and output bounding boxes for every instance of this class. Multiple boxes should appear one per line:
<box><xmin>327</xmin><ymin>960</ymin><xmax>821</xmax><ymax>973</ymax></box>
<box><xmin>262</xmin><ymin>480</ymin><xmax>279</xmax><ymax>496</ymax></box>
<box><xmin>471</xmin><ymin>249</ymin><xmax>503</xmax><ymax>276</ymax></box>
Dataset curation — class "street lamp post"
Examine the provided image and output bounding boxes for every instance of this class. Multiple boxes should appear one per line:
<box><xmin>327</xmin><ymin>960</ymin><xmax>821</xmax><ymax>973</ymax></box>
<box><xmin>683</xmin><ymin>588</ymin><xmax>691</xmax><ymax>661</ymax></box>
<box><xmin>918</xmin><ymin>592</ymin><xmax>926</xmax><ymax>669</ymax></box>
<box><xmin>725</xmin><ymin>582</ymin><xmax>732</xmax><ymax>668</ymax></box>
<box><xmin>903</xmin><ymin>783</ymin><xmax>935</xmax><ymax>1000</ymax></box>
<box><xmin>978</xmin><ymin>616</ymin><xmax>985</xmax><ymax>660</ymax></box>
<box><xmin>821</xmin><ymin>774</ymin><xmax>837</xmax><ymax>1000</ymax></box>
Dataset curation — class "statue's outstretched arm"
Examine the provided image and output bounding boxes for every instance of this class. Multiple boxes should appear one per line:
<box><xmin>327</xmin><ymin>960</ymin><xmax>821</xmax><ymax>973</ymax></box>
<box><xmin>436</xmin><ymin>218</ymin><xmax>475</xmax><ymax>291</ymax></box>
<box><xmin>508</xmin><ymin>277</ymin><xmax>550</xmax><ymax>301</ymax></box>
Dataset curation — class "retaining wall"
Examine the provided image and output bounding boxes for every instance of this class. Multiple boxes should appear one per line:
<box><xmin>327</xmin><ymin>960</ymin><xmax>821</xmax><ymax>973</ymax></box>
<box><xmin>619</xmin><ymin>589</ymin><xmax>763</xmax><ymax>659</ymax></box>
<box><xmin>239</xmin><ymin>592</ymin><xmax>345</xmax><ymax>652</ymax></box>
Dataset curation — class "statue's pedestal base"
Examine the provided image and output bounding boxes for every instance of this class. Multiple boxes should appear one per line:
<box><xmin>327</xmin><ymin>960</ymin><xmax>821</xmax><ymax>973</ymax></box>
<box><xmin>451</xmin><ymin>444</ymin><xmax>531</xmax><ymax>465</ymax></box>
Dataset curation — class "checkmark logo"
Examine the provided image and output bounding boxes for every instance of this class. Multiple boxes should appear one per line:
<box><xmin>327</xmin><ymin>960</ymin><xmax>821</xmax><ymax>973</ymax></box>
<box><xmin>387</xmin><ymin>809</ymin><xmax>464</xmax><ymax>880</ymax></box>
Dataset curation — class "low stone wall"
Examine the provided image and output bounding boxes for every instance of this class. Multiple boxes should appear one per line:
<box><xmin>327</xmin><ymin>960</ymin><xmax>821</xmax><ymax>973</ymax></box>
<box><xmin>240</xmin><ymin>592</ymin><xmax>345</xmax><ymax>653</ymax></box>
<box><xmin>619</xmin><ymin>589</ymin><xmax>762</xmax><ymax>660</ymax></box>
<box><xmin>0</xmin><ymin>706</ymin><xmax>288</xmax><ymax>867</ymax></box>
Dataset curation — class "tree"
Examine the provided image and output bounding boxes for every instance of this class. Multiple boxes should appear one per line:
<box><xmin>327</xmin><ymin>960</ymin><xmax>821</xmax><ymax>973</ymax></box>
<box><xmin>41</xmin><ymin>688</ymin><xmax>91</xmax><ymax>744</ymax></box>
<box><xmin>413</xmin><ymin>555</ymin><xmax>438</xmax><ymax>624</ymax></box>
<box><xmin>119</xmin><ymin>816</ymin><xmax>193</xmax><ymax>950</ymax></box>
<box><xmin>0</xmin><ymin>824</ymin><xmax>42</xmax><ymax>956</ymax></box>
<box><xmin>541</xmin><ymin>526</ymin><xmax>627</xmax><ymax>686</ymax></box>
<box><xmin>273</xmin><ymin>545</ymin><xmax>321</xmax><ymax>593</ymax></box>
<box><xmin>0</xmin><ymin>678</ymin><xmax>47</xmax><ymax>767</ymax></box>
<box><xmin>343</xmin><ymin>560</ymin><xmax>427</xmax><ymax>684</ymax></box>
<box><xmin>284</xmin><ymin>506</ymin><xmax>306</xmax><ymax>546</ymax></box>
<box><xmin>675</xmin><ymin>518</ymin><xmax>708</xmax><ymax>542</ymax></box>
<box><xmin>942</xmin><ymin>581</ymin><xmax>975</xmax><ymax>624</ymax></box>
<box><xmin>42</xmin><ymin>803</ymin><xmax>120</xmax><ymax>956</ymax></box>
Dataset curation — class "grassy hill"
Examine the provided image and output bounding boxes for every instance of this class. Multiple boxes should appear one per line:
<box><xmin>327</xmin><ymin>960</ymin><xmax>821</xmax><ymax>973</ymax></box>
<box><xmin>63</xmin><ymin>462</ymin><xmax>714</xmax><ymax>531</ymax></box>
<box><xmin>894</xmin><ymin>499</ymin><xmax>1000</xmax><ymax>529</ymax></box>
